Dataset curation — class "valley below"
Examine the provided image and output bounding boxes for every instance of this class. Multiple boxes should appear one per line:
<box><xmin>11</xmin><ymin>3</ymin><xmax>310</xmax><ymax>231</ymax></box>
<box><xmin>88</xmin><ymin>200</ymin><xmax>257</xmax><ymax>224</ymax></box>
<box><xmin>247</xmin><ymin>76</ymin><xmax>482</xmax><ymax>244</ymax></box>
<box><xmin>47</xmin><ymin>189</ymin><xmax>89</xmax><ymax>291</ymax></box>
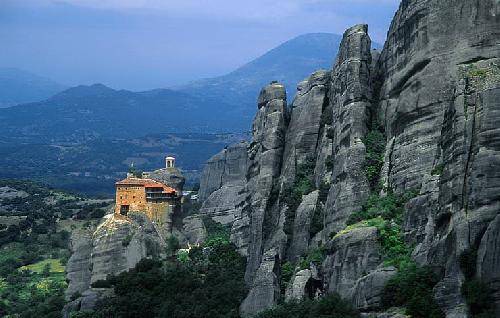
<box><xmin>0</xmin><ymin>132</ymin><xmax>248</xmax><ymax>195</ymax></box>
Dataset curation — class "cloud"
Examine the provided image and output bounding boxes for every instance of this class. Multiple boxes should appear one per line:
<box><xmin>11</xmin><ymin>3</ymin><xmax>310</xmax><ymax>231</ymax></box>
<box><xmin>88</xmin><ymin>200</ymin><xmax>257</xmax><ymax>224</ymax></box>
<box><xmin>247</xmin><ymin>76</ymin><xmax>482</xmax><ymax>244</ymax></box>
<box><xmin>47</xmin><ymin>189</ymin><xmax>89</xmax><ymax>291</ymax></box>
<box><xmin>8</xmin><ymin>0</ymin><xmax>399</xmax><ymax>23</ymax></box>
<box><xmin>1</xmin><ymin>0</ymin><xmax>400</xmax><ymax>89</ymax></box>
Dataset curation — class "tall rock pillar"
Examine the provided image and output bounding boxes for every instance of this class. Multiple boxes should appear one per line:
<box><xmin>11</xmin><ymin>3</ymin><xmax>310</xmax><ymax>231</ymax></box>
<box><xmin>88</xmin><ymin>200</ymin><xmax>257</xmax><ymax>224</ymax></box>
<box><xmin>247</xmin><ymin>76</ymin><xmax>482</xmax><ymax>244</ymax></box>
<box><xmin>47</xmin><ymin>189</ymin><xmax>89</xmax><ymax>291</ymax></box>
<box><xmin>240</xmin><ymin>82</ymin><xmax>287</xmax><ymax>316</ymax></box>
<box><xmin>323</xmin><ymin>24</ymin><xmax>374</xmax><ymax>235</ymax></box>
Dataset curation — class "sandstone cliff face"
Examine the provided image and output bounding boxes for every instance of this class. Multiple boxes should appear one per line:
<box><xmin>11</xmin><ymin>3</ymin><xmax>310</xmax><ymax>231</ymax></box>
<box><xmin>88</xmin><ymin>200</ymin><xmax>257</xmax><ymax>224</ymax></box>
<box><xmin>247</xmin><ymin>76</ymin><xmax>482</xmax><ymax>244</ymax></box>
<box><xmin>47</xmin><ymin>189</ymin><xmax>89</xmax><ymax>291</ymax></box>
<box><xmin>240</xmin><ymin>83</ymin><xmax>288</xmax><ymax>315</ymax></box>
<box><xmin>199</xmin><ymin>142</ymin><xmax>248</xmax><ymax>225</ymax></box>
<box><xmin>199</xmin><ymin>142</ymin><xmax>248</xmax><ymax>202</ymax></box>
<box><xmin>323</xmin><ymin>24</ymin><xmax>373</xmax><ymax>235</ymax></box>
<box><xmin>197</xmin><ymin>1</ymin><xmax>500</xmax><ymax>316</ymax></box>
<box><xmin>376</xmin><ymin>1</ymin><xmax>500</xmax><ymax>316</ymax></box>
<box><xmin>281</xmin><ymin>70</ymin><xmax>330</xmax><ymax>187</ymax></box>
<box><xmin>64</xmin><ymin>213</ymin><xmax>165</xmax><ymax>316</ymax></box>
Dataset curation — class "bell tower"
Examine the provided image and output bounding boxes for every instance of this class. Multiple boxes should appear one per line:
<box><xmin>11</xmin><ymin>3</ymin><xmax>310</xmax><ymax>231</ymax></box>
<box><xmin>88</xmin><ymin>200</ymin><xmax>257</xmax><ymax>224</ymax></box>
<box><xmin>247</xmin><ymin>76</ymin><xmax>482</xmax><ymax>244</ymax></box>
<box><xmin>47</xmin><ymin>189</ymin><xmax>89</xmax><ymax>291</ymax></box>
<box><xmin>165</xmin><ymin>156</ymin><xmax>175</xmax><ymax>169</ymax></box>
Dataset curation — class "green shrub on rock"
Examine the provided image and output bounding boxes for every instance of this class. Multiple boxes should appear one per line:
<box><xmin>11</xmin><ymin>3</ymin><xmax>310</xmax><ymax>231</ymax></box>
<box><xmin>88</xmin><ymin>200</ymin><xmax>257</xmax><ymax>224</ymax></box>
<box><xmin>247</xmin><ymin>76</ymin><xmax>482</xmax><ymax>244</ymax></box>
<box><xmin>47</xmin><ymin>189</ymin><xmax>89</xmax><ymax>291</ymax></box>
<box><xmin>282</xmin><ymin>156</ymin><xmax>317</xmax><ymax>235</ymax></box>
<box><xmin>458</xmin><ymin>248</ymin><xmax>496</xmax><ymax>317</ymax></box>
<box><xmin>382</xmin><ymin>262</ymin><xmax>444</xmax><ymax>318</ymax></box>
<box><xmin>87</xmin><ymin>235</ymin><xmax>247</xmax><ymax>318</ymax></box>
<box><xmin>280</xmin><ymin>261</ymin><xmax>294</xmax><ymax>294</ymax></box>
<box><xmin>363</xmin><ymin>130</ymin><xmax>386</xmax><ymax>189</ymax></box>
<box><xmin>256</xmin><ymin>293</ymin><xmax>360</xmax><ymax>318</ymax></box>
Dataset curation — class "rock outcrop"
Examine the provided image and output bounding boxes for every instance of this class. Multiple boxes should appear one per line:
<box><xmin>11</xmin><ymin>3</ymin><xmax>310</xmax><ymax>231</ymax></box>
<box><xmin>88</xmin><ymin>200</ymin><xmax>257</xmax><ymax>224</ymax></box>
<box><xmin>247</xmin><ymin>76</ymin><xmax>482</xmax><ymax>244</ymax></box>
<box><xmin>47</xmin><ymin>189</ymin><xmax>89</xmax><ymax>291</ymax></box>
<box><xmin>240</xmin><ymin>248</ymin><xmax>280</xmax><ymax>316</ymax></box>
<box><xmin>323</xmin><ymin>227</ymin><xmax>382</xmax><ymax>300</ymax></box>
<box><xmin>182</xmin><ymin>215</ymin><xmax>207</xmax><ymax>245</ymax></box>
<box><xmin>241</xmin><ymin>82</ymin><xmax>288</xmax><ymax>311</ymax></box>
<box><xmin>281</xmin><ymin>70</ymin><xmax>330</xmax><ymax>187</ymax></box>
<box><xmin>323</xmin><ymin>24</ymin><xmax>372</xmax><ymax>235</ymax></box>
<box><xmin>64</xmin><ymin>213</ymin><xmax>165</xmax><ymax>316</ymax></box>
<box><xmin>199</xmin><ymin>142</ymin><xmax>248</xmax><ymax>202</ymax></box>
<box><xmin>197</xmin><ymin>1</ymin><xmax>500</xmax><ymax>316</ymax></box>
<box><xmin>147</xmin><ymin>167</ymin><xmax>185</xmax><ymax>193</ymax></box>
<box><xmin>350</xmin><ymin>267</ymin><xmax>397</xmax><ymax>311</ymax></box>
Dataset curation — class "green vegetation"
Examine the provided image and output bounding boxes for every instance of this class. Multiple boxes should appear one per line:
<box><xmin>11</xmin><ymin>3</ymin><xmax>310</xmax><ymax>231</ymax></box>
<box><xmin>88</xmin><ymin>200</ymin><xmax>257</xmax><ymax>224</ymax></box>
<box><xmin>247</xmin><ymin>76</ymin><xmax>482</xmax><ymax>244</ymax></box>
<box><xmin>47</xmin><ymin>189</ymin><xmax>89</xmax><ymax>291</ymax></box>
<box><xmin>0</xmin><ymin>133</ymin><xmax>245</xmax><ymax>196</ymax></box>
<box><xmin>280</xmin><ymin>261</ymin><xmax>295</xmax><ymax>295</ymax></box>
<box><xmin>459</xmin><ymin>62</ymin><xmax>500</xmax><ymax>118</ymax></box>
<box><xmin>363</xmin><ymin>130</ymin><xmax>386</xmax><ymax>189</ymax></box>
<box><xmin>0</xmin><ymin>179</ymin><xmax>108</xmax><ymax>317</ymax></box>
<box><xmin>339</xmin><ymin>185</ymin><xmax>441</xmax><ymax>316</ymax></box>
<box><xmin>382</xmin><ymin>261</ymin><xmax>444</xmax><ymax>318</ymax></box>
<box><xmin>298</xmin><ymin>247</ymin><xmax>326</xmax><ymax>270</ymax></box>
<box><xmin>431</xmin><ymin>164</ymin><xmax>444</xmax><ymax>176</ymax></box>
<box><xmin>121</xmin><ymin>232</ymin><xmax>133</xmax><ymax>247</ymax></box>
<box><xmin>0</xmin><ymin>257</ymin><xmax>67</xmax><ymax>317</ymax></box>
<box><xmin>19</xmin><ymin>259</ymin><xmax>65</xmax><ymax>274</ymax></box>
<box><xmin>325</xmin><ymin>155</ymin><xmax>334</xmax><ymax>171</ymax></box>
<box><xmin>337</xmin><ymin>216</ymin><xmax>409</xmax><ymax>267</ymax></box>
<box><xmin>459</xmin><ymin>248</ymin><xmax>496</xmax><ymax>317</ymax></box>
<box><xmin>346</xmin><ymin>190</ymin><xmax>418</xmax><ymax>226</ymax></box>
<box><xmin>335</xmin><ymin>217</ymin><xmax>385</xmax><ymax>238</ymax></box>
<box><xmin>128</xmin><ymin>166</ymin><xmax>143</xmax><ymax>178</ymax></box>
<box><xmin>346</xmin><ymin>190</ymin><xmax>418</xmax><ymax>267</ymax></box>
<box><xmin>278</xmin><ymin>247</ymin><xmax>326</xmax><ymax>297</ymax></box>
<box><xmin>309</xmin><ymin>181</ymin><xmax>330</xmax><ymax>237</ymax></box>
<box><xmin>255</xmin><ymin>293</ymin><xmax>359</xmax><ymax>318</ymax></box>
<box><xmin>83</xmin><ymin>222</ymin><xmax>247</xmax><ymax>318</ymax></box>
<box><xmin>282</xmin><ymin>156</ymin><xmax>316</xmax><ymax>235</ymax></box>
<box><xmin>203</xmin><ymin>216</ymin><xmax>231</xmax><ymax>247</ymax></box>
<box><xmin>462</xmin><ymin>62</ymin><xmax>500</xmax><ymax>88</ymax></box>
<box><xmin>165</xmin><ymin>235</ymin><xmax>180</xmax><ymax>257</ymax></box>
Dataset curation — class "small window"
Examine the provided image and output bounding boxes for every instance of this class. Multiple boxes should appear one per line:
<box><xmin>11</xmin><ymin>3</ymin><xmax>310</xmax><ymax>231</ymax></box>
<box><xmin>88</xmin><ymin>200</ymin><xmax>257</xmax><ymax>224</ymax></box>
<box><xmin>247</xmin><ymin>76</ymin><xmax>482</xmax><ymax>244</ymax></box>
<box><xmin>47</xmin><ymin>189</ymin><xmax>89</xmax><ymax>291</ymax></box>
<box><xmin>120</xmin><ymin>205</ymin><xmax>129</xmax><ymax>216</ymax></box>
<box><xmin>120</xmin><ymin>196</ymin><xmax>123</xmax><ymax>199</ymax></box>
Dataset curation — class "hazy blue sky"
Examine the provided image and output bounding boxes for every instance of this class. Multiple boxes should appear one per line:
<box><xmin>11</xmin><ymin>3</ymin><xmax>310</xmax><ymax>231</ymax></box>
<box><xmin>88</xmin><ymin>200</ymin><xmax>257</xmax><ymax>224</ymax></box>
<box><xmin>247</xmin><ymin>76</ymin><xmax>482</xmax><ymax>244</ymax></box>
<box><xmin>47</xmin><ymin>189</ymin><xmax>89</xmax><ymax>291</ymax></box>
<box><xmin>0</xmin><ymin>0</ymin><xmax>400</xmax><ymax>90</ymax></box>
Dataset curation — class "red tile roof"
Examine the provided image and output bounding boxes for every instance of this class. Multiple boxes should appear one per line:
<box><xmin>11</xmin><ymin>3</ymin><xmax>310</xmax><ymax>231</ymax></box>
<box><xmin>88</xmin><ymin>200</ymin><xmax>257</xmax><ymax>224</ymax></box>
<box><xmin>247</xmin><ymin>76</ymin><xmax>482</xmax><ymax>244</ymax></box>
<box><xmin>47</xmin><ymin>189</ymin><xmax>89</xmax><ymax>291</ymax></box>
<box><xmin>115</xmin><ymin>178</ymin><xmax>177</xmax><ymax>194</ymax></box>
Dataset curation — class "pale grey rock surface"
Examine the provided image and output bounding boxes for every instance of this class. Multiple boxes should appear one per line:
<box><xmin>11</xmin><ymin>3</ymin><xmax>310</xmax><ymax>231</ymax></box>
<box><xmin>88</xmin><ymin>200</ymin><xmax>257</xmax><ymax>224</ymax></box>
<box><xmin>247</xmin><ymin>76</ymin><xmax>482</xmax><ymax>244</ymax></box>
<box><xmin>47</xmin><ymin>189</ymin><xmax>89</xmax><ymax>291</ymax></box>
<box><xmin>199</xmin><ymin>142</ymin><xmax>248</xmax><ymax>202</ymax></box>
<box><xmin>322</xmin><ymin>227</ymin><xmax>383</xmax><ymax>300</ymax></box>
<box><xmin>281</xmin><ymin>70</ymin><xmax>330</xmax><ymax>186</ymax></box>
<box><xmin>64</xmin><ymin>213</ymin><xmax>165</xmax><ymax>316</ymax></box>
<box><xmin>244</xmin><ymin>82</ymin><xmax>287</xmax><ymax>284</ymax></box>
<box><xmin>147</xmin><ymin>167</ymin><xmax>185</xmax><ymax>193</ymax></box>
<box><xmin>65</xmin><ymin>227</ymin><xmax>93</xmax><ymax>299</ymax></box>
<box><xmin>289</xmin><ymin>191</ymin><xmax>319</xmax><ymax>261</ymax></box>
<box><xmin>182</xmin><ymin>214</ymin><xmax>207</xmax><ymax>245</ymax></box>
<box><xmin>323</xmin><ymin>24</ymin><xmax>372</xmax><ymax>235</ymax></box>
<box><xmin>90</xmin><ymin>213</ymin><xmax>163</xmax><ymax>283</ymax></box>
<box><xmin>350</xmin><ymin>267</ymin><xmax>397</xmax><ymax>311</ymax></box>
<box><xmin>240</xmin><ymin>248</ymin><xmax>280</xmax><ymax>317</ymax></box>
<box><xmin>284</xmin><ymin>269</ymin><xmax>312</xmax><ymax>301</ymax></box>
<box><xmin>200</xmin><ymin>182</ymin><xmax>246</xmax><ymax>225</ymax></box>
<box><xmin>186</xmin><ymin>1</ymin><xmax>500</xmax><ymax>317</ymax></box>
<box><xmin>478</xmin><ymin>214</ymin><xmax>500</xmax><ymax>316</ymax></box>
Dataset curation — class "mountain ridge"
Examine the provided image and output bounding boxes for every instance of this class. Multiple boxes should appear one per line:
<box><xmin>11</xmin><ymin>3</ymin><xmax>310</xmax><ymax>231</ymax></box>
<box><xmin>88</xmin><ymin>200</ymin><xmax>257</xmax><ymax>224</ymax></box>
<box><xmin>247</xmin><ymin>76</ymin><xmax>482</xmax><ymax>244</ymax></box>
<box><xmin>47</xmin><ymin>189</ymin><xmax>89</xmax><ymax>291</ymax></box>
<box><xmin>0</xmin><ymin>67</ymin><xmax>67</xmax><ymax>108</ymax></box>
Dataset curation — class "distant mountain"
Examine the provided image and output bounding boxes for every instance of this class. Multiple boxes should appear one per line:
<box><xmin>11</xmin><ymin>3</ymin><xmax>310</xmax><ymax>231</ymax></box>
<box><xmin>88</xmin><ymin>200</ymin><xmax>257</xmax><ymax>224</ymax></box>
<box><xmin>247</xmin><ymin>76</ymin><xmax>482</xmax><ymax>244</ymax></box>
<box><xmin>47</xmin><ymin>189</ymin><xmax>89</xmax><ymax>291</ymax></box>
<box><xmin>0</xmin><ymin>33</ymin><xmax>346</xmax><ymax>140</ymax></box>
<box><xmin>0</xmin><ymin>68</ymin><xmax>66</xmax><ymax>108</ymax></box>
<box><xmin>0</xmin><ymin>84</ymin><xmax>238</xmax><ymax>142</ymax></box>
<box><xmin>177</xmin><ymin>33</ymin><xmax>343</xmax><ymax>124</ymax></box>
<box><xmin>0</xmin><ymin>32</ymin><xmax>366</xmax><ymax>194</ymax></box>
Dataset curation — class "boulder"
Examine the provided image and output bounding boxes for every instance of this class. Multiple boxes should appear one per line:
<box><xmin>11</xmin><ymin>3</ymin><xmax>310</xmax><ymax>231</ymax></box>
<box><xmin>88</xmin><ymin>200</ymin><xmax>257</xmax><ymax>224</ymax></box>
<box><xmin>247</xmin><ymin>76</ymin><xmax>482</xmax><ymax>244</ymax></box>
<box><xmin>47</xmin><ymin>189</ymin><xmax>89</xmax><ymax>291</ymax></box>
<box><xmin>323</xmin><ymin>226</ymin><xmax>383</xmax><ymax>300</ymax></box>
<box><xmin>350</xmin><ymin>267</ymin><xmax>397</xmax><ymax>311</ymax></box>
